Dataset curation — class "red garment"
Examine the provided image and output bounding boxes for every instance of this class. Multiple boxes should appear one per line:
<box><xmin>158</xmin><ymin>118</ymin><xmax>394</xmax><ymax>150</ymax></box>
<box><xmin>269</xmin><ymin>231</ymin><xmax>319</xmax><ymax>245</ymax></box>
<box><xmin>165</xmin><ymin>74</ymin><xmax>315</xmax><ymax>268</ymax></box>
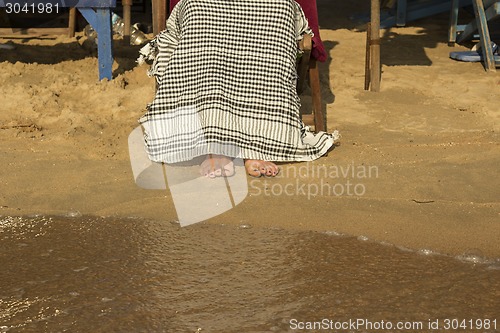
<box><xmin>168</xmin><ymin>0</ymin><xmax>327</xmax><ymax>61</ymax></box>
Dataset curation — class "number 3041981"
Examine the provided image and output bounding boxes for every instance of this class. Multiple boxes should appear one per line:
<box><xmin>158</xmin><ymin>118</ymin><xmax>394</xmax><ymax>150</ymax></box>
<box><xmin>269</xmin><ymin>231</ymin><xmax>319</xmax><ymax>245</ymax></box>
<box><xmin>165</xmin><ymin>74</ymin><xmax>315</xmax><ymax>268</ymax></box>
<box><xmin>4</xmin><ymin>2</ymin><xmax>60</xmax><ymax>14</ymax></box>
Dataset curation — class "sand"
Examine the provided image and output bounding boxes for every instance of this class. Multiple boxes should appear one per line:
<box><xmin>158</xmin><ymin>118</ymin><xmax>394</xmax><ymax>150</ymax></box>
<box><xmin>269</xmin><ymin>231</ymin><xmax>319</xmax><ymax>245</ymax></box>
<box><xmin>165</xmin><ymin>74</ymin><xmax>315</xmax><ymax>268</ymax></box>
<box><xmin>1</xmin><ymin>1</ymin><xmax>499</xmax><ymax>259</ymax></box>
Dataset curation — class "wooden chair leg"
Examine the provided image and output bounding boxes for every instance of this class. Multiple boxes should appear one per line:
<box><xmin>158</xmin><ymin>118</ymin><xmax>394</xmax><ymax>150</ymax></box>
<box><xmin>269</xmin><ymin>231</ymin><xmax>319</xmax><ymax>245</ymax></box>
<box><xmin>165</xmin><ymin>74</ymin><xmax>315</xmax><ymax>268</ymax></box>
<box><xmin>364</xmin><ymin>22</ymin><xmax>371</xmax><ymax>90</ymax></box>
<box><xmin>296</xmin><ymin>34</ymin><xmax>312</xmax><ymax>95</ymax></box>
<box><xmin>123</xmin><ymin>0</ymin><xmax>132</xmax><ymax>45</ymax></box>
<box><xmin>152</xmin><ymin>0</ymin><xmax>167</xmax><ymax>35</ymax></box>
<box><xmin>448</xmin><ymin>0</ymin><xmax>459</xmax><ymax>45</ymax></box>
<box><xmin>309</xmin><ymin>58</ymin><xmax>326</xmax><ymax>132</ymax></box>
<box><xmin>370</xmin><ymin>0</ymin><xmax>381</xmax><ymax>92</ymax></box>
<box><xmin>68</xmin><ymin>8</ymin><xmax>76</xmax><ymax>38</ymax></box>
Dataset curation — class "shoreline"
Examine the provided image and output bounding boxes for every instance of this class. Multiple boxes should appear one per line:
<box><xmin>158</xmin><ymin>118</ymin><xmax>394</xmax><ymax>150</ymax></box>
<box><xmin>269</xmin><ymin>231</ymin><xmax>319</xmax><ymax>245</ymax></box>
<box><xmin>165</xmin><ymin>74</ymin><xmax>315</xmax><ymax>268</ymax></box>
<box><xmin>1</xmin><ymin>136</ymin><xmax>499</xmax><ymax>259</ymax></box>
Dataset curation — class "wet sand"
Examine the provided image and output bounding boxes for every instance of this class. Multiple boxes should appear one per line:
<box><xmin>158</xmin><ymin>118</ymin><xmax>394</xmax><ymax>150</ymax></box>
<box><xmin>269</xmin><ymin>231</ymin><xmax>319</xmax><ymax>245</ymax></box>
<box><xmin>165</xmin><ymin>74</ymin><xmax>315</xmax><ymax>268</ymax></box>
<box><xmin>0</xmin><ymin>0</ymin><xmax>499</xmax><ymax>260</ymax></box>
<box><xmin>1</xmin><ymin>216</ymin><xmax>499</xmax><ymax>332</ymax></box>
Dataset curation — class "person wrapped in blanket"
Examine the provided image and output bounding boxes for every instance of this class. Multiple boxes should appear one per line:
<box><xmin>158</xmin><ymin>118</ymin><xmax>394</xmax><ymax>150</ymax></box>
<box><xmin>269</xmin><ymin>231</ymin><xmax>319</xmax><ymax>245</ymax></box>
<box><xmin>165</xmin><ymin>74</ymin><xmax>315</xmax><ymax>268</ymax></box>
<box><xmin>137</xmin><ymin>0</ymin><xmax>339</xmax><ymax>178</ymax></box>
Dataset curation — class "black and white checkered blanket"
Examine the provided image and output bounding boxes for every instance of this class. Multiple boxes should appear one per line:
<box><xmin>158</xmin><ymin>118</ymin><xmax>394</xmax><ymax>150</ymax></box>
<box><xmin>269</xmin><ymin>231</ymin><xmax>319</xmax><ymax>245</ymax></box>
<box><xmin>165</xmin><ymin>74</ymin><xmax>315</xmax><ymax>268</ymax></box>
<box><xmin>139</xmin><ymin>0</ymin><xmax>338</xmax><ymax>163</ymax></box>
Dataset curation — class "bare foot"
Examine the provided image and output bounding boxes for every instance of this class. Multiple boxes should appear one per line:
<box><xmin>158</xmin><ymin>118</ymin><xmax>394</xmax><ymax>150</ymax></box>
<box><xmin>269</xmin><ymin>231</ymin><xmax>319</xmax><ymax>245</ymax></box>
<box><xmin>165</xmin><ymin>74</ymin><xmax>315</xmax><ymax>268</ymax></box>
<box><xmin>244</xmin><ymin>160</ymin><xmax>279</xmax><ymax>177</ymax></box>
<box><xmin>200</xmin><ymin>154</ymin><xmax>235</xmax><ymax>178</ymax></box>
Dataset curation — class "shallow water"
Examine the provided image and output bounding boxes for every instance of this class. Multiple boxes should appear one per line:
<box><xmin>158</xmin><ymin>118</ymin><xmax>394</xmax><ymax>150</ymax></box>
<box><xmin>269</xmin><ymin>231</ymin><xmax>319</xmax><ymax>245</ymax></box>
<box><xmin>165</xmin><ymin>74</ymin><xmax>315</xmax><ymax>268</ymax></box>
<box><xmin>0</xmin><ymin>216</ymin><xmax>499</xmax><ymax>333</ymax></box>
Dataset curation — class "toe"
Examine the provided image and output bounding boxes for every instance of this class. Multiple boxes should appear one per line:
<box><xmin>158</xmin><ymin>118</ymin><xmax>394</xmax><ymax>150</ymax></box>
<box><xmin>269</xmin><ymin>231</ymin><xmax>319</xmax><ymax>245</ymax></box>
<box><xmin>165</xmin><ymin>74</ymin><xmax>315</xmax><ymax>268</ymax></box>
<box><xmin>220</xmin><ymin>160</ymin><xmax>234</xmax><ymax>177</ymax></box>
<box><xmin>245</xmin><ymin>160</ymin><xmax>262</xmax><ymax>177</ymax></box>
<box><xmin>223</xmin><ymin>165</ymin><xmax>235</xmax><ymax>177</ymax></box>
<box><xmin>271</xmin><ymin>164</ymin><xmax>280</xmax><ymax>176</ymax></box>
<box><xmin>262</xmin><ymin>162</ymin><xmax>279</xmax><ymax>177</ymax></box>
<box><xmin>249</xmin><ymin>167</ymin><xmax>261</xmax><ymax>177</ymax></box>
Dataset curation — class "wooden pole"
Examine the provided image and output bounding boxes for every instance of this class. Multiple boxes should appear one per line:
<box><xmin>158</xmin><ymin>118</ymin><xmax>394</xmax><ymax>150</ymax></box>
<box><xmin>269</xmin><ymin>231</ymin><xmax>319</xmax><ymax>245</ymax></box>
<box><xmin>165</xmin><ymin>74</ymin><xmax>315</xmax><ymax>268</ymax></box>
<box><xmin>370</xmin><ymin>0</ymin><xmax>381</xmax><ymax>92</ymax></box>
<box><xmin>122</xmin><ymin>0</ymin><xmax>132</xmax><ymax>45</ymax></box>
<box><xmin>364</xmin><ymin>22</ymin><xmax>371</xmax><ymax>90</ymax></box>
<box><xmin>68</xmin><ymin>8</ymin><xmax>76</xmax><ymax>38</ymax></box>
<box><xmin>152</xmin><ymin>0</ymin><xmax>167</xmax><ymax>35</ymax></box>
<box><xmin>309</xmin><ymin>58</ymin><xmax>326</xmax><ymax>132</ymax></box>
